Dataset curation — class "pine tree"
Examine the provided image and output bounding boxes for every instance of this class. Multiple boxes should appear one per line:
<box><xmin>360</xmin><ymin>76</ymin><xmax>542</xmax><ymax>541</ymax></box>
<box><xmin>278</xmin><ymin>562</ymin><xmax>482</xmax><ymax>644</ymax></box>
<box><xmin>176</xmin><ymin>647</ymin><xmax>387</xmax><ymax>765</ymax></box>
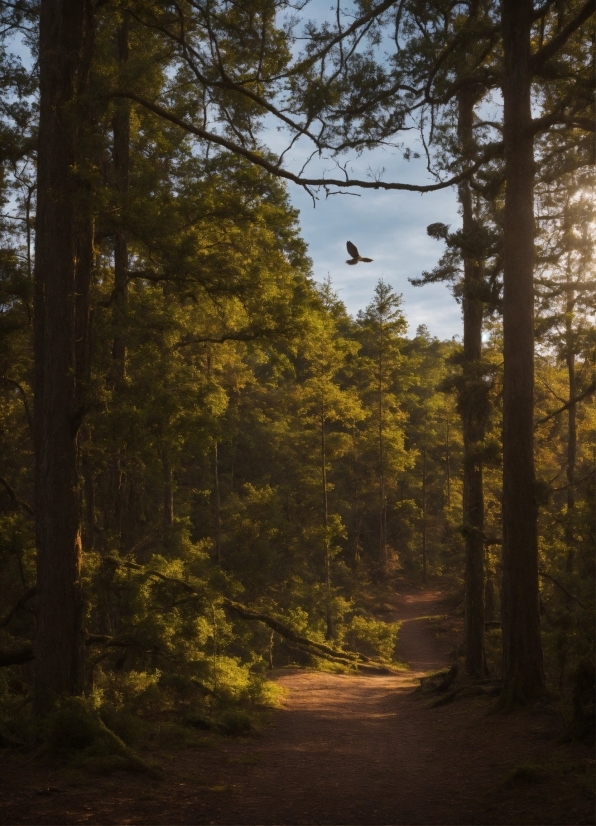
<box><xmin>355</xmin><ymin>281</ymin><xmax>409</xmax><ymax>569</ymax></box>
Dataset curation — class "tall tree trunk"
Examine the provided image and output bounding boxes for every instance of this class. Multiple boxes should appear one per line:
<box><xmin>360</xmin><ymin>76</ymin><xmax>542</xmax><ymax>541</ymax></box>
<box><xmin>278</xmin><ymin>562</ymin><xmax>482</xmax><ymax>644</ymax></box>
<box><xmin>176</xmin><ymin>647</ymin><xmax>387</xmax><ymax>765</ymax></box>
<box><xmin>421</xmin><ymin>426</ymin><xmax>427</xmax><ymax>584</ymax></box>
<box><xmin>163</xmin><ymin>452</ymin><xmax>174</xmax><ymax>529</ymax></box>
<box><xmin>213</xmin><ymin>442</ymin><xmax>221</xmax><ymax>564</ymax></box>
<box><xmin>111</xmin><ymin>16</ymin><xmax>130</xmax><ymax>380</ymax></box>
<box><xmin>564</xmin><ymin>273</ymin><xmax>576</xmax><ymax>573</ymax></box>
<box><xmin>500</xmin><ymin>0</ymin><xmax>545</xmax><ymax>704</ymax></box>
<box><xmin>445</xmin><ymin>415</ymin><xmax>451</xmax><ymax>509</ymax></box>
<box><xmin>351</xmin><ymin>422</ymin><xmax>361</xmax><ymax>564</ymax></box>
<box><xmin>82</xmin><ymin>441</ymin><xmax>95</xmax><ymax>551</ymax></box>
<box><xmin>485</xmin><ymin>577</ymin><xmax>495</xmax><ymax>623</ymax></box>
<box><xmin>378</xmin><ymin>329</ymin><xmax>386</xmax><ymax>566</ymax></box>
<box><xmin>34</xmin><ymin>0</ymin><xmax>92</xmax><ymax>717</ymax></box>
<box><xmin>458</xmin><ymin>87</ymin><xmax>486</xmax><ymax>679</ymax></box>
<box><xmin>321</xmin><ymin>401</ymin><xmax>333</xmax><ymax>639</ymax></box>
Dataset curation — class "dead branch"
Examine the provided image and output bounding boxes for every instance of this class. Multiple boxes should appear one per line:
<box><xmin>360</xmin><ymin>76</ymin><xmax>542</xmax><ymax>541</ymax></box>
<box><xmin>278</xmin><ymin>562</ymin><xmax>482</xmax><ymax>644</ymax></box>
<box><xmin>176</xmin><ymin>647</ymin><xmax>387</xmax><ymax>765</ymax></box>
<box><xmin>280</xmin><ymin>636</ymin><xmax>397</xmax><ymax>674</ymax></box>
<box><xmin>223</xmin><ymin>599</ymin><xmax>364</xmax><ymax>662</ymax></box>
<box><xmin>538</xmin><ymin>571</ymin><xmax>587</xmax><ymax>610</ymax></box>
<box><xmin>535</xmin><ymin>380</ymin><xmax>595</xmax><ymax>426</ymax></box>
<box><xmin>0</xmin><ymin>477</ymin><xmax>34</xmax><ymax>517</ymax></box>
<box><xmin>103</xmin><ymin>558</ymin><xmax>400</xmax><ymax>673</ymax></box>
<box><xmin>116</xmin><ymin>559</ymin><xmax>197</xmax><ymax>592</ymax></box>
<box><xmin>0</xmin><ymin>586</ymin><xmax>36</xmax><ymax>628</ymax></box>
<box><xmin>0</xmin><ymin>644</ymin><xmax>34</xmax><ymax>667</ymax></box>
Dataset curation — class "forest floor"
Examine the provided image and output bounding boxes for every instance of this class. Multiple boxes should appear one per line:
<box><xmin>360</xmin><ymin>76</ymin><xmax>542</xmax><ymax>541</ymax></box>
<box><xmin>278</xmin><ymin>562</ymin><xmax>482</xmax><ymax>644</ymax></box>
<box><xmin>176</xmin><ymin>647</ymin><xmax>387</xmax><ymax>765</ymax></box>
<box><xmin>0</xmin><ymin>584</ymin><xmax>593</xmax><ymax>825</ymax></box>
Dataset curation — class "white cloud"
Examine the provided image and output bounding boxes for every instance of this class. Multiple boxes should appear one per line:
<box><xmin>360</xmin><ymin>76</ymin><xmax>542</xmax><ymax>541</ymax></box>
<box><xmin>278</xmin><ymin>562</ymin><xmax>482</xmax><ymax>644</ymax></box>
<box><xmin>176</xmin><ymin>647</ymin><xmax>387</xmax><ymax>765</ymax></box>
<box><xmin>287</xmin><ymin>157</ymin><xmax>463</xmax><ymax>340</ymax></box>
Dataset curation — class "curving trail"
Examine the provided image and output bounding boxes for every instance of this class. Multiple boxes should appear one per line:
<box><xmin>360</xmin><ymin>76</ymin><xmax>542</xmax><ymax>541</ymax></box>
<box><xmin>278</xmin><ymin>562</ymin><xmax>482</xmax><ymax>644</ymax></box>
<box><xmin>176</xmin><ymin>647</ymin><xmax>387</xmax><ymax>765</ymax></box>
<box><xmin>204</xmin><ymin>587</ymin><xmax>483</xmax><ymax>825</ymax></box>
<box><xmin>1</xmin><ymin>587</ymin><xmax>592</xmax><ymax>825</ymax></box>
<box><xmin>188</xmin><ymin>588</ymin><xmax>591</xmax><ymax>826</ymax></box>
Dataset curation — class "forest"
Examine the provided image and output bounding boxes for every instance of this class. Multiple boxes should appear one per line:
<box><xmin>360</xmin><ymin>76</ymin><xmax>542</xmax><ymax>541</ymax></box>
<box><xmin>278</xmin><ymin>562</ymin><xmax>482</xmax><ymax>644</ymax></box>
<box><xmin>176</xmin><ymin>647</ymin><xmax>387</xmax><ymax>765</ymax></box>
<box><xmin>0</xmin><ymin>0</ymin><xmax>594</xmax><ymax>822</ymax></box>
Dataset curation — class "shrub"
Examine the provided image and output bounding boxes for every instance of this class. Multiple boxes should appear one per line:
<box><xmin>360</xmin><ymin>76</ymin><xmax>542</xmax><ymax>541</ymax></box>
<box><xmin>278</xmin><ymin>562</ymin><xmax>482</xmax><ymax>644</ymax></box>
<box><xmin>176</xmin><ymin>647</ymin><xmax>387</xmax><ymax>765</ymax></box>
<box><xmin>217</xmin><ymin>708</ymin><xmax>254</xmax><ymax>736</ymax></box>
<box><xmin>343</xmin><ymin>616</ymin><xmax>399</xmax><ymax>662</ymax></box>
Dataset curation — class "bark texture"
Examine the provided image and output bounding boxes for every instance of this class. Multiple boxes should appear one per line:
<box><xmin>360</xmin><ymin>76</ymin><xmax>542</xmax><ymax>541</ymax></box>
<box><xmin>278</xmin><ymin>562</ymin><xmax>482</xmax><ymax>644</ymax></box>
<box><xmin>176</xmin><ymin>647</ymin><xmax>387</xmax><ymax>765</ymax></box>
<box><xmin>111</xmin><ymin>16</ymin><xmax>130</xmax><ymax>379</ymax></box>
<box><xmin>500</xmin><ymin>0</ymin><xmax>545</xmax><ymax>703</ymax></box>
<box><xmin>458</xmin><ymin>87</ymin><xmax>486</xmax><ymax>679</ymax></box>
<box><xmin>564</xmin><ymin>276</ymin><xmax>576</xmax><ymax>572</ymax></box>
<box><xmin>34</xmin><ymin>0</ymin><xmax>92</xmax><ymax>716</ymax></box>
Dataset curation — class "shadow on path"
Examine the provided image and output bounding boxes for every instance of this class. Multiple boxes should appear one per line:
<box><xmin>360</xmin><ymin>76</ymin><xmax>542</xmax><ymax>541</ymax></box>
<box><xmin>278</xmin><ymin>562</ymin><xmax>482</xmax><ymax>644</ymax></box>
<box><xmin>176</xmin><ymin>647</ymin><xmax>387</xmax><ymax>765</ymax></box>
<box><xmin>204</xmin><ymin>587</ymin><xmax>470</xmax><ymax>825</ymax></box>
<box><xmin>1</xmin><ymin>587</ymin><xmax>592</xmax><ymax>825</ymax></box>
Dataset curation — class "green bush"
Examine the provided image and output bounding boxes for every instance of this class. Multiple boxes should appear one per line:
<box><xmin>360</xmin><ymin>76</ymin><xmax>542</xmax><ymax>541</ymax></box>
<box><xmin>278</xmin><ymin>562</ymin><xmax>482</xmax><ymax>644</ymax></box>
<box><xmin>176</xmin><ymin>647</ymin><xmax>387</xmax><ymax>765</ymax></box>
<box><xmin>183</xmin><ymin>711</ymin><xmax>213</xmax><ymax>730</ymax></box>
<box><xmin>217</xmin><ymin>708</ymin><xmax>254</xmax><ymax>736</ymax></box>
<box><xmin>343</xmin><ymin>616</ymin><xmax>399</xmax><ymax>662</ymax></box>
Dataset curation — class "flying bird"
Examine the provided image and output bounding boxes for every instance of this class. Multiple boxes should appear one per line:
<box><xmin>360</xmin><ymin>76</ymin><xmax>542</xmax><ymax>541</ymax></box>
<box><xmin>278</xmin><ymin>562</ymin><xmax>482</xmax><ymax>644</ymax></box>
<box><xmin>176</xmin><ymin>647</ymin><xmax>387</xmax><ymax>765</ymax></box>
<box><xmin>346</xmin><ymin>241</ymin><xmax>373</xmax><ymax>265</ymax></box>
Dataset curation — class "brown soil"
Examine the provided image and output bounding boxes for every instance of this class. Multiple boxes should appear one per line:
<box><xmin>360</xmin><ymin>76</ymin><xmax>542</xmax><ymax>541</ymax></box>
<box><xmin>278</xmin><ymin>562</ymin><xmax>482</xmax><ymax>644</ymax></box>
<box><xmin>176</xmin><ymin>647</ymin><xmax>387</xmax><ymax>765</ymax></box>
<box><xmin>0</xmin><ymin>586</ymin><xmax>593</xmax><ymax>825</ymax></box>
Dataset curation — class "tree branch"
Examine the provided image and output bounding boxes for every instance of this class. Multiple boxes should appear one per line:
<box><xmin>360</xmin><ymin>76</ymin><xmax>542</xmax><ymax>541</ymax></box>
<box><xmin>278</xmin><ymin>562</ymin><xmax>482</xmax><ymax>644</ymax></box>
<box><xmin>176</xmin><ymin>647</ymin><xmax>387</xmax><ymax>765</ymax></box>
<box><xmin>118</xmin><ymin>559</ymin><xmax>197</xmax><ymax>592</ymax></box>
<box><xmin>110</xmin><ymin>557</ymin><xmax>396</xmax><ymax>672</ymax></box>
<box><xmin>223</xmin><ymin>599</ymin><xmax>366</xmax><ymax>662</ymax></box>
<box><xmin>0</xmin><ymin>644</ymin><xmax>34</xmax><ymax>667</ymax></box>
<box><xmin>0</xmin><ymin>377</ymin><xmax>33</xmax><ymax>435</ymax></box>
<box><xmin>115</xmin><ymin>91</ymin><xmax>501</xmax><ymax>193</ymax></box>
<box><xmin>532</xmin><ymin>0</ymin><xmax>595</xmax><ymax>69</ymax></box>
<box><xmin>0</xmin><ymin>476</ymin><xmax>34</xmax><ymax>516</ymax></box>
<box><xmin>0</xmin><ymin>586</ymin><xmax>36</xmax><ymax>628</ymax></box>
<box><xmin>289</xmin><ymin>0</ymin><xmax>402</xmax><ymax>76</ymax></box>
<box><xmin>172</xmin><ymin>327</ymin><xmax>285</xmax><ymax>350</ymax></box>
<box><xmin>535</xmin><ymin>379</ymin><xmax>595</xmax><ymax>426</ymax></box>
<box><xmin>538</xmin><ymin>571</ymin><xmax>587</xmax><ymax>610</ymax></box>
<box><xmin>224</xmin><ymin>599</ymin><xmax>398</xmax><ymax>673</ymax></box>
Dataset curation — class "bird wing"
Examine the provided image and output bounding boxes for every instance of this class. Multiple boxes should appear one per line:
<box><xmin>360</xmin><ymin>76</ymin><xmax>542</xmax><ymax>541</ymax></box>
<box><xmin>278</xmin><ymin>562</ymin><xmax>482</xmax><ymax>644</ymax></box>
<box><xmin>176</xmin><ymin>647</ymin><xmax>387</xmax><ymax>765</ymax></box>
<box><xmin>346</xmin><ymin>241</ymin><xmax>359</xmax><ymax>258</ymax></box>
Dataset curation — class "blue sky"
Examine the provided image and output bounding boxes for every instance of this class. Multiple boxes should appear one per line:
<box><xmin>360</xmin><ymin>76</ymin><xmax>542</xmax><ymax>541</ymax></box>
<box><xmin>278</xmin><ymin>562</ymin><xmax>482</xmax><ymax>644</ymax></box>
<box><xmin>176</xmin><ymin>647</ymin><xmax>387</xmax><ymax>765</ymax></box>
<box><xmin>265</xmin><ymin>1</ymin><xmax>465</xmax><ymax>341</ymax></box>
<box><xmin>290</xmin><ymin>172</ymin><xmax>462</xmax><ymax>340</ymax></box>
<box><xmin>266</xmin><ymin>131</ymin><xmax>464</xmax><ymax>340</ymax></box>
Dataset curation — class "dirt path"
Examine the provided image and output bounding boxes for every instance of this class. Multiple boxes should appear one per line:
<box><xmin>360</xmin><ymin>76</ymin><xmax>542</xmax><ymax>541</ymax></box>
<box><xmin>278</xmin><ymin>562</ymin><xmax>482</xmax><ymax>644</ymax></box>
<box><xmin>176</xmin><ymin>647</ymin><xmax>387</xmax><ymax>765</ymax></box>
<box><xmin>181</xmin><ymin>588</ymin><xmax>592</xmax><ymax>826</ymax></box>
<box><xmin>0</xmin><ymin>587</ymin><xmax>593</xmax><ymax>825</ymax></box>
<box><xmin>199</xmin><ymin>587</ymin><xmax>462</xmax><ymax>825</ymax></box>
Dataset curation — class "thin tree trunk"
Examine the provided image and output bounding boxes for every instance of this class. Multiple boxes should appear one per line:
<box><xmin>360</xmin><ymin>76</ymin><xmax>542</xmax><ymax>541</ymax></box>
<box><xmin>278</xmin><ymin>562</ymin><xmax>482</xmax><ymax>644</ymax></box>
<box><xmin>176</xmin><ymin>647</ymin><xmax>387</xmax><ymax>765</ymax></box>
<box><xmin>321</xmin><ymin>401</ymin><xmax>333</xmax><ymax>639</ymax></box>
<box><xmin>25</xmin><ymin>186</ymin><xmax>33</xmax><ymax>285</ymax></box>
<box><xmin>213</xmin><ymin>442</ymin><xmax>221</xmax><ymax>564</ymax></box>
<box><xmin>445</xmin><ymin>415</ymin><xmax>451</xmax><ymax>509</ymax></box>
<box><xmin>75</xmin><ymin>193</ymin><xmax>94</xmax><ymax>545</ymax></box>
<box><xmin>82</xmin><ymin>432</ymin><xmax>95</xmax><ymax>551</ymax></box>
<box><xmin>564</xmin><ymin>273</ymin><xmax>576</xmax><ymax>573</ymax></box>
<box><xmin>458</xmin><ymin>86</ymin><xmax>486</xmax><ymax>679</ymax></box>
<box><xmin>500</xmin><ymin>0</ymin><xmax>545</xmax><ymax>704</ymax></box>
<box><xmin>354</xmin><ymin>515</ymin><xmax>362</xmax><ymax>564</ymax></box>
<box><xmin>351</xmin><ymin>421</ymin><xmax>361</xmax><ymax>565</ymax></box>
<box><xmin>163</xmin><ymin>452</ymin><xmax>174</xmax><ymax>528</ymax></box>
<box><xmin>485</xmin><ymin>577</ymin><xmax>495</xmax><ymax>623</ymax></box>
<box><xmin>378</xmin><ymin>327</ymin><xmax>386</xmax><ymax>566</ymax></box>
<box><xmin>34</xmin><ymin>0</ymin><xmax>91</xmax><ymax>717</ymax></box>
<box><xmin>108</xmin><ymin>455</ymin><xmax>124</xmax><ymax>538</ymax></box>
<box><xmin>422</xmin><ymin>427</ymin><xmax>427</xmax><ymax>584</ymax></box>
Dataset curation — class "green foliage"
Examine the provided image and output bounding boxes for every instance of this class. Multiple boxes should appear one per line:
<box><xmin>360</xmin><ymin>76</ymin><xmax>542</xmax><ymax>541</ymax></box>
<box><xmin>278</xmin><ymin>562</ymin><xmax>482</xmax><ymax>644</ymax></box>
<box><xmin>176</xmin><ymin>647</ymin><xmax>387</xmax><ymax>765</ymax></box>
<box><xmin>0</xmin><ymin>0</ymin><xmax>593</xmax><ymax>751</ymax></box>
<box><xmin>342</xmin><ymin>616</ymin><xmax>400</xmax><ymax>663</ymax></box>
<box><xmin>217</xmin><ymin>708</ymin><xmax>255</xmax><ymax>737</ymax></box>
